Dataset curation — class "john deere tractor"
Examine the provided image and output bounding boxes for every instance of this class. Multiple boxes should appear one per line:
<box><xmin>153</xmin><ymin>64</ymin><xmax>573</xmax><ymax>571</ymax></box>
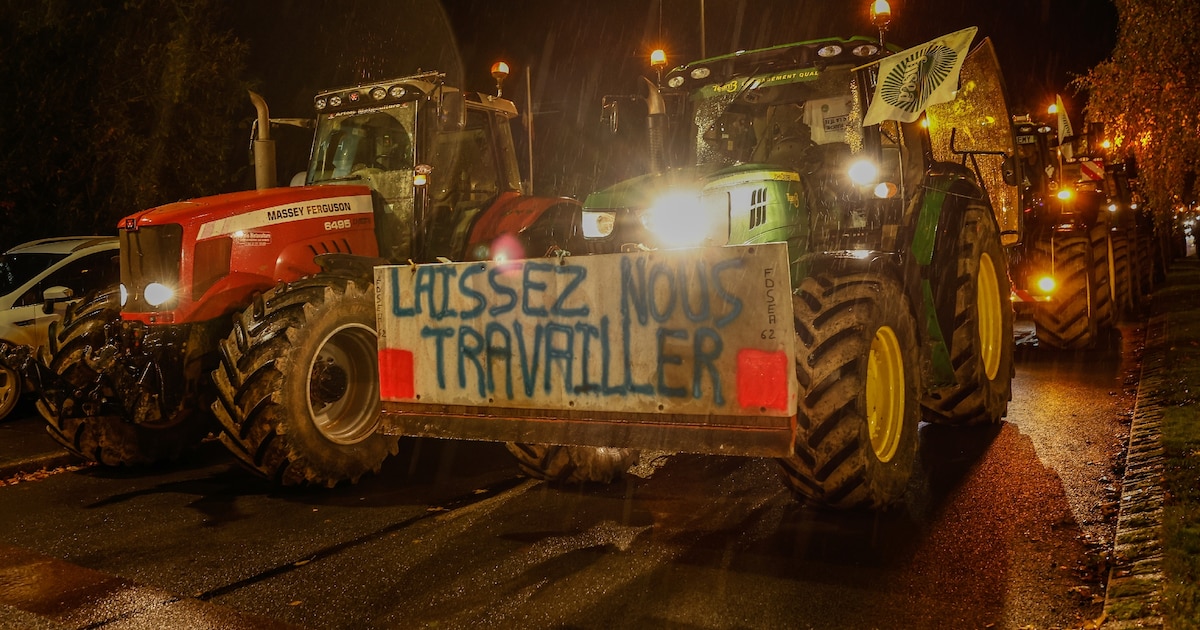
<box><xmin>372</xmin><ymin>31</ymin><xmax>1020</xmax><ymax>510</ymax></box>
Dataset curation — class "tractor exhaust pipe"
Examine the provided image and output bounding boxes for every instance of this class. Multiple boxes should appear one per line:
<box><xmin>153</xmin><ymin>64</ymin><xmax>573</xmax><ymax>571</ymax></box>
<box><xmin>642</xmin><ymin>77</ymin><xmax>667</xmax><ymax>175</ymax></box>
<box><xmin>249</xmin><ymin>91</ymin><xmax>277</xmax><ymax>190</ymax></box>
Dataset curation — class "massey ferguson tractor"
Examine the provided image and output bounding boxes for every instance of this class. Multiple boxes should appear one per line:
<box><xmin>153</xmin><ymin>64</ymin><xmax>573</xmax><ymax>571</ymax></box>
<box><xmin>36</xmin><ymin>70</ymin><xmax>582</xmax><ymax>486</ymax></box>
<box><xmin>372</xmin><ymin>30</ymin><xmax>1020</xmax><ymax>509</ymax></box>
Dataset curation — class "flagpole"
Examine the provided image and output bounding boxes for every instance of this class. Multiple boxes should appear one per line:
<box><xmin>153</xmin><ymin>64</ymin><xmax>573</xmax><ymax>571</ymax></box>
<box><xmin>870</xmin><ymin>0</ymin><xmax>892</xmax><ymax>49</ymax></box>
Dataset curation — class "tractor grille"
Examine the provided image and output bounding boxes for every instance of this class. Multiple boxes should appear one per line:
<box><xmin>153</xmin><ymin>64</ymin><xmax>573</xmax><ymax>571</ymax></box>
<box><xmin>120</xmin><ymin>224</ymin><xmax>183</xmax><ymax>312</ymax></box>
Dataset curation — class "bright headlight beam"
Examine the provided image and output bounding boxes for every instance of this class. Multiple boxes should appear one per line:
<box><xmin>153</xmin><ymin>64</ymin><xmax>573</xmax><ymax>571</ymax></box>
<box><xmin>144</xmin><ymin>282</ymin><xmax>175</xmax><ymax>307</ymax></box>
<box><xmin>847</xmin><ymin>159</ymin><xmax>879</xmax><ymax>186</ymax></box>
<box><xmin>1036</xmin><ymin>276</ymin><xmax>1056</xmax><ymax>294</ymax></box>
<box><xmin>643</xmin><ymin>190</ymin><xmax>711</xmax><ymax>248</ymax></box>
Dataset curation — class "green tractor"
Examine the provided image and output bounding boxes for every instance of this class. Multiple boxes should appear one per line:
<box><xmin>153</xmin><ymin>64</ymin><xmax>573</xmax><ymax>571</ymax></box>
<box><xmin>374</xmin><ymin>29</ymin><xmax>1019</xmax><ymax>510</ymax></box>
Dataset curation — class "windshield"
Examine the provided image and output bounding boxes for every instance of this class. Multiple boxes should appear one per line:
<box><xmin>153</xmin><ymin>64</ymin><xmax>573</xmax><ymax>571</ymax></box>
<box><xmin>690</xmin><ymin>68</ymin><xmax>859</xmax><ymax>168</ymax></box>
<box><xmin>308</xmin><ymin>102</ymin><xmax>417</xmax><ymax>184</ymax></box>
<box><xmin>0</xmin><ymin>252</ymin><xmax>66</xmax><ymax>296</ymax></box>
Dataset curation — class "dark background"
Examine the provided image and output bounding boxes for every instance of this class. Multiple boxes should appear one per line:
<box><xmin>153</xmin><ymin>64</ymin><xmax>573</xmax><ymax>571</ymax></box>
<box><xmin>234</xmin><ymin>0</ymin><xmax>1119</xmax><ymax>198</ymax></box>
<box><xmin>0</xmin><ymin>0</ymin><xmax>1119</xmax><ymax>247</ymax></box>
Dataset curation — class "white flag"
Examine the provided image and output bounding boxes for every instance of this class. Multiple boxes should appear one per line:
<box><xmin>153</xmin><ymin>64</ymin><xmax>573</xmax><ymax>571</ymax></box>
<box><xmin>862</xmin><ymin>27</ymin><xmax>978</xmax><ymax>126</ymax></box>
<box><xmin>1055</xmin><ymin>94</ymin><xmax>1074</xmax><ymax>160</ymax></box>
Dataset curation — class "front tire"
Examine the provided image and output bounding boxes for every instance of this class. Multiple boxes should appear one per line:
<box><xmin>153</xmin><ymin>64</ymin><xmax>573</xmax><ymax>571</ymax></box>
<box><xmin>780</xmin><ymin>269</ymin><xmax>921</xmax><ymax>510</ymax></box>
<box><xmin>0</xmin><ymin>360</ymin><xmax>22</xmax><ymax>421</ymax></box>
<box><xmin>212</xmin><ymin>275</ymin><xmax>398</xmax><ymax>487</ymax></box>
<box><xmin>36</xmin><ymin>287</ymin><xmax>210</xmax><ymax>465</ymax></box>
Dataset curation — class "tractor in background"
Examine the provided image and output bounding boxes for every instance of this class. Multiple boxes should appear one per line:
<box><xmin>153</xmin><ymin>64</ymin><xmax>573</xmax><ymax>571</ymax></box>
<box><xmin>1008</xmin><ymin>115</ymin><xmax>1154</xmax><ymax>349</ymax></box>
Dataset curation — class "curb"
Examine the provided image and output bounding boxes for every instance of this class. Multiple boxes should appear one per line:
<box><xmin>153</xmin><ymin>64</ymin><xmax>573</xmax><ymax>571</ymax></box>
<box><xmin>0</xmin><ymin>451</ymin><xmax>84</xmax><ymax>481</ymax></box>
<box><xmin>1102</xmin><ymin>311</ymin><xmax>1167</xmax><ymax>628</ymax></box>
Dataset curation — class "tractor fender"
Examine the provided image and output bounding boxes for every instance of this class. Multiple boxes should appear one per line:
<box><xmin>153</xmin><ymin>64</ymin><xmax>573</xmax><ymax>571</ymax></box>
<box><xmin>466</xmin><ymin>192</ymin><xmax>582</xmax><ymax>259</ymax></box>
<box><xmin>314</xmin><ymin>253</ymin><xmax>390</xmax><ymax>282</ymax></box>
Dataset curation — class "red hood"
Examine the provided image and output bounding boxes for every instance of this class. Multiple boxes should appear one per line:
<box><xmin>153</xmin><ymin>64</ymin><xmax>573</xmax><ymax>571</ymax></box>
<box><xmin>118</xmin><ymin>184</ymin><xmax>374</xmax><ymax>231</ymax></box>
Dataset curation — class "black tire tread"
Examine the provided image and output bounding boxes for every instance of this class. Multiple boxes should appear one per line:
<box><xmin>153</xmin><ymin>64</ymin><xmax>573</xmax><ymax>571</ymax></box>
<box><xmin>37</xmin><ymin>287</ymin><xmax>207</xmax><ymax>465</ymax></box>
<box><xmin>211</xmin><ymin>275</ymin><xmax>398</xmax><ymax>487</ymax></box>
<box><xmin>505</xmin><ymin>443</ymin><xmax>638</xmax><ymax>484</ymax></box>
<box><xmin>922</xmin><ymin>203</ymin><xmax>1014</xmax><ymax>425</ymax></box>
<box><xmin>779</xmin><ymin>269</ymin><xmax>920</xmax><ymax>510</ymax></box>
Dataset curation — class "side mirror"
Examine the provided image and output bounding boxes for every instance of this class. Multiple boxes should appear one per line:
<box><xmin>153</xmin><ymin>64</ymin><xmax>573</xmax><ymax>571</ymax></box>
<box><xmin>601</xmin><ymin>97</ymin><xmax>621</xmax><ymax>134</ymax></box>
<box><xmin>439</xmin><ymin>91</ymin><xmax>466</xmax><ymax>131</ymax></box>
<box><xmin>1002</xmin><ymin>154</ymin><xmax>1018</xmax><ymax>186</ymax></box>
<box><xmin>41</xmin><ymin>286</ymin><xmax>73</xmax><ymax>315</ymax></box>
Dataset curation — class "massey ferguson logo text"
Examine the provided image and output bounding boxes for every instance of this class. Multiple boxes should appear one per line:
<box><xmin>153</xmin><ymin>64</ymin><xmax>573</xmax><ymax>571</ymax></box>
<box><xmin>266</xmin><ymin>201</ymin><xmax>353</xmax><ymax>222</ymax></box>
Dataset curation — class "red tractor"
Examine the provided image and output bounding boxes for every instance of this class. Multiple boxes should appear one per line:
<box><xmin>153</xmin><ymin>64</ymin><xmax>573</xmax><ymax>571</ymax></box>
<box><xmin>37</xmin><ymin>70</ymin><xmax>582</xmax><ymax>486</ymax></box>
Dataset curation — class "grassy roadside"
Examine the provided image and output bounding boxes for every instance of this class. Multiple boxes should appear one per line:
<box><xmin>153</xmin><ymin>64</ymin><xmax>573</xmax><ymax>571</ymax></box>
<box><xmin>1152</xmin><ymin>258</ymin><xmax>1200</xmax><ymax>627</ymax></box>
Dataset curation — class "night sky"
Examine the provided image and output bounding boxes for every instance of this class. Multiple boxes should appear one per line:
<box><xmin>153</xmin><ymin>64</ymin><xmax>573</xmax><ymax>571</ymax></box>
<box><xmin>438</xmin><ymin>0</ymin><xmax>1118</xmax><ymax>115</ymax></box>
<box><xmin>235</xmin><ymin>0</ymin><xmax>1119</xmax><ymax>195</ymax></box>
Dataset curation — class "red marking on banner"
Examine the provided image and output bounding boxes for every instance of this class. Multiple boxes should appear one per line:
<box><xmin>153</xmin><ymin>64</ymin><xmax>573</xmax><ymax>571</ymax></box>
<box><xmin>378</xmin><ymin>348</ymin><xmax>415</xmax><ymax>400</ymax></box>
<box><xmin>737</xmin><ymin>349</ymin><xmax>789</xmax><ymax>411</ymax></box>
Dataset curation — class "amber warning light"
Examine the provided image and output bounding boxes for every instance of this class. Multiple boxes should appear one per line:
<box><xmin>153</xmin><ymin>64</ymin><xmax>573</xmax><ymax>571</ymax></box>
<box><xmin>491</xmin><ymin>61</ymin><xmax>510</xmax><ymax>97</ymax></box>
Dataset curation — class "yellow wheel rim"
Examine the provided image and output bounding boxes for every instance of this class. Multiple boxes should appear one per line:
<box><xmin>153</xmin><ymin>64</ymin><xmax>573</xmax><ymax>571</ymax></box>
<box><xmin>867</xmin><ymin>325</ymin><xmax>905</xmax><ymax>463</ymax></box>
<box><xmin>977</xmin><ymin>252</ymin><xmax>1003</xmax><ymax>381</ymax></box>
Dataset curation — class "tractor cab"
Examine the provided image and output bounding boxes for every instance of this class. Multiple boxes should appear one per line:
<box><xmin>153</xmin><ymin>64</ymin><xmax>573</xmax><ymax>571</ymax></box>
<box><xmin>307</xmin><ymin>75</ymin><xmax>524</xmax><ymax>263</ymax></box>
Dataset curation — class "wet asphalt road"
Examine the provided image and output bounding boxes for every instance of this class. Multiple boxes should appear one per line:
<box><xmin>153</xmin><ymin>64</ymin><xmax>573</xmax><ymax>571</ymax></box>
<box><xmin>0</xmin><ymin>321</ymin><xmax>1140</xmax><ymax>629</ymax></box>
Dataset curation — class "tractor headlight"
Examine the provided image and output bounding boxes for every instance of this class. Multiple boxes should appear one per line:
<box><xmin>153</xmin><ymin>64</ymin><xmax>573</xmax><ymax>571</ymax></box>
<box><xmin>642</xmin><ymin>190</ymin><xmax>714</xmax><ymax>248</ymax></box>
<box><xmin>581</xmin><ymin>210</ymin><xmax>616</xmax><ymax>239</ymax></box>
<box><xmin>847</xmin><ymin>159</ymin><xmax>879</xmax><ymax>186</ymax></box>
<box><xmin>1036</xmin><ymin>275</ymin><xmax>1056</xmax><ymax>294</ymax></box>
<box><xmin>144</xmin><ymin>282</ymin><xmax>176</xmax><ymax>307</ymax></box>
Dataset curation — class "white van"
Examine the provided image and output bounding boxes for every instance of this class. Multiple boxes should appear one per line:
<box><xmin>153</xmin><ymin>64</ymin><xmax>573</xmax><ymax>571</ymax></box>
<box><xmin>0</xmin><ymin>237</ymin><xmax>120</xmax><ymax>420</ymax></box>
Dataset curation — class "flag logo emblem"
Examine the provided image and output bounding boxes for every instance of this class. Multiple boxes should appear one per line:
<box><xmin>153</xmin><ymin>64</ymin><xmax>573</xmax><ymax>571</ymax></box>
<box><xmin>879</xmin><ymin>44</ymin><xmax>959</xmax><ymax>114</ymax></box>
<box><xmin>861</xmin><ymin>27</ymin><xmax>978</xmax><ymax>126</ymax></box>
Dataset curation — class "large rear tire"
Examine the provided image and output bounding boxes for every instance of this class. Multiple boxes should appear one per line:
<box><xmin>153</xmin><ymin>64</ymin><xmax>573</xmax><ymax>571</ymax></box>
<box><xmin>36</xmin><ymin>287</ymin><xmax>211</xmax><ymax>465</ymax></box>
<box><xmin>780</xmin><ymin>269</ymin><xmax>921</xmax><ymax>509</ymax></box>
<box><xmin>1109</xmin><ymin>231</ymin><xmax>1134</xmax><ymax>314</ymax></box>
<box><xmin>922</xmin><ymin>203</ymin><xmax>1014</xmax><ymax>425</ymax></box>
<box><xmin>211</xmin><ymin>275</ymin><xmax>399</xmax><ymax>487</ymax></box>
<box><xmin>1032</xmin><ymin>234</ymin><xmax>1100</xmax><ymax>349</ymax></box>
<box><xmin>1089</xmin><ymin>218</ymin><xmax>1116</xmax><ymax>329</ymax></box>
<box><xmin>505</xmin><ymin>443</ymin><xmax>639</xmax><ymax>484</ymax></box>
